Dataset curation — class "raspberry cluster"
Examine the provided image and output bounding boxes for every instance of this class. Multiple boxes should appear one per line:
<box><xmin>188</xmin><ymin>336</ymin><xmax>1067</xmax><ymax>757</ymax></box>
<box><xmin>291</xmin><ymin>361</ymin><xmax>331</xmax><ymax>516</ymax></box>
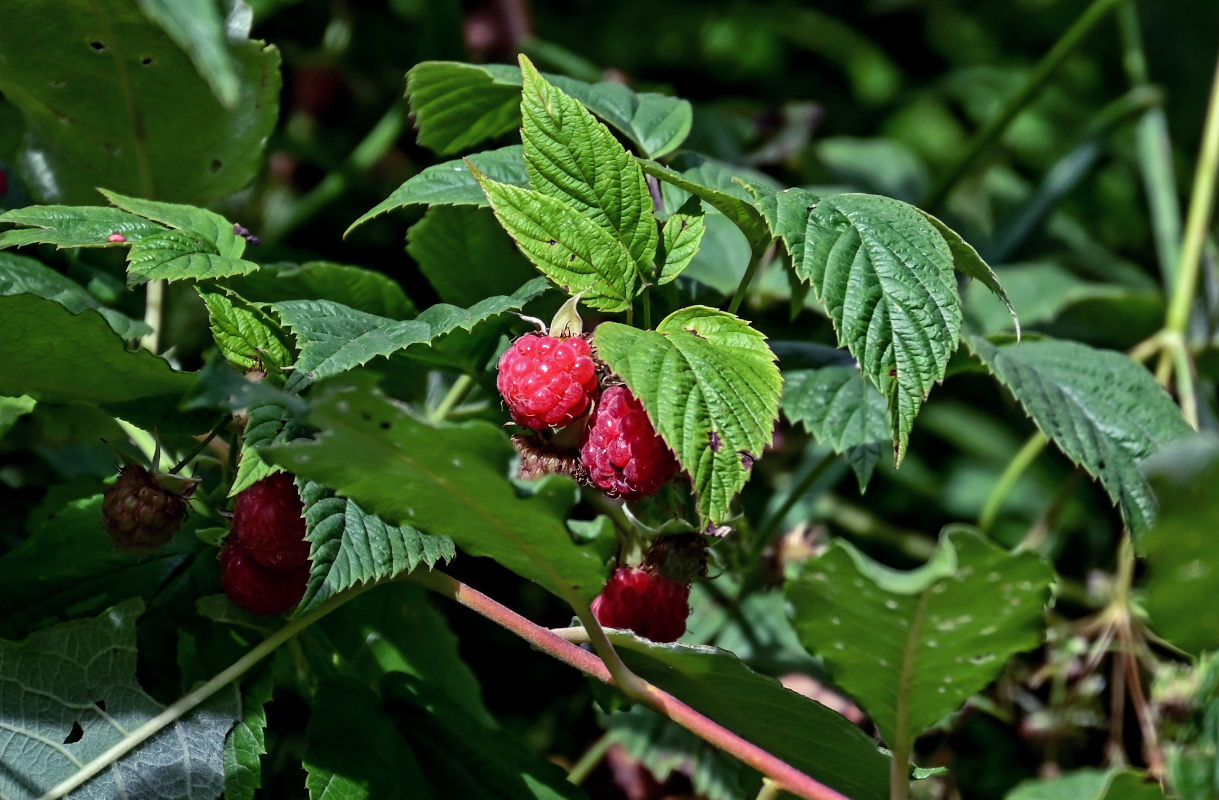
<box><xmin>220</xmin><ymin>472</ymin><xmax>310</xmax><ymax>616</ymax></box>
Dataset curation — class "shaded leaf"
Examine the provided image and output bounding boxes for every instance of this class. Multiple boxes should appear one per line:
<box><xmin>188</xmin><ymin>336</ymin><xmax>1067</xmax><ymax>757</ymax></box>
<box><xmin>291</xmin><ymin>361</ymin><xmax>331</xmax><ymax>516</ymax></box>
<box><xmin>224</xmin><ymin>668</ymin><xmax>273</xmax><ymax>800</ymax></box>
<box><xmin>0</xmin><ymin>394</ymin><xmax>36</xmax><ymax>437</ymax></box>
<box><xmin>1006</xmin><ymin>769</ymin><xmax>1164</xmax><ymax>800</ymax></box>
<box><xmin>136</xmin><ymin>0</ymin><xmax>244</xmax><ymax>108</ymax></box>
<box><xmin>0</xmin><ymin>251</ymin><xmax>150</xmax><ymax>339</ymax></box>
<box><xmin>657</xmin><ymin>198</ymin><xmax>706</xmax><ymax>285</ymax></box>
<box><xmin>782</xmin><ymin>366</ymin><xmax>889</xmax><ymax>490</ymax></box>
<box><xmin>224</xmin><ymin>261</ymin><xmax>415</xmax><ymax>319</ymax></box>
<box><xmin>229</xmin><ymin>402</ymin><xmax>304</xmax><ymax>497</ymax></box>
<box><xmin>639</xmin><ymin>158</ymin><xmax>771</xmax><ymax>253</ymax></box>
<box><xmin>406</xmin><ymin>206</ymin><xmax>537</xmax><ymax>306</ymax></box>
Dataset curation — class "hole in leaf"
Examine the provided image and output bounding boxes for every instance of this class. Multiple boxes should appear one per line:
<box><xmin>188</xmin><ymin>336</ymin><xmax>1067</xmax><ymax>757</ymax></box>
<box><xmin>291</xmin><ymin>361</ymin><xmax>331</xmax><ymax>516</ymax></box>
<box><xmin>360</xmin><ymin>412</ymin><xmax>372</xmax><ymax>422</ymax></box>
<box><xmin>89</xmin><ymin>41</ymin><xmax>106</xmax><ymax>52</ymax></box>
<box><xmin>64</xmin><ymin>721</ymin><xmax>84</xmax><ymax>744</ymax></box>
<box><xmin>49</xmin><ymin>79</ymin><xmax>65</xmax><ymax>88</ymax></box>
<box><xmin>140</xmin><ymin>56</ymin><xmax>154</xmax><ymax>66</ymax></box>
<box><xmin>210</xmin><ymin>158</ymin><xmax>223</xmax><ymax>172</ymax></box>
<box><xmin>379</xmin><ymin>421</ymin><xmax>391</xmax><ymax>430</ymax></box>
<box><xmin>93</xmin><ymin>699</ymin><xmax>107</xmax><ymax>711</ymax></box>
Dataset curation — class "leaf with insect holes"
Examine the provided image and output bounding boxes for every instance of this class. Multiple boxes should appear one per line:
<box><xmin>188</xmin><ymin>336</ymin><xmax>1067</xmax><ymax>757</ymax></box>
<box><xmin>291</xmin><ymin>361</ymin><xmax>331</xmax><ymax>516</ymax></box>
<box><xmin>519</xmin><ymin>55</ymin><xmax>657</xmax><ymax>281</ymax></box>
<box><xmin>657</xmin><ymin>198</ymin><xmax>707</xmax><ymax>285</ymax></box>
<box><xmin>475</xmin><ymin>175</ymin><xmax>638</xmax><ymax>311</ymax></box>
<box><xmin>787</xmin><ymin>529</ymin><xmax>1053</xmax><ymax>766</ymax></box>
<box><xmin>594</xmin><ymin>307</ymin><xmax>781</xmax><ymax>525</ymax></box>
<box><xmin>966</xmin><ymin>334</ymin><xmax>1191</xmax><ymax>535</ymax></box>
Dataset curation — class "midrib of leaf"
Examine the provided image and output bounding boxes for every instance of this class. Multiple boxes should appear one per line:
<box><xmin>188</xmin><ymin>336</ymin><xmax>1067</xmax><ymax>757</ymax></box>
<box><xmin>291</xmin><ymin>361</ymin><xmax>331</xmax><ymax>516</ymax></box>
<box><xmin>893</xmin><ymin>590</ymin><xmax>930</xmax><ymax>790</ymax></box>
<box><xmin>88</xmin><ymin>0</ymin><xmax>154</xmax><ymax>198</ymax></box>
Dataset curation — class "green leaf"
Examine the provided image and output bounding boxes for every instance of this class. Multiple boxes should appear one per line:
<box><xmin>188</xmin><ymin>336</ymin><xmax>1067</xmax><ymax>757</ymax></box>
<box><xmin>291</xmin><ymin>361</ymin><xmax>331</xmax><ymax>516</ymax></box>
<box><xmin>406</xmin><ymin>61</ymin><xmax>691</xmax><ymax>159</ymax></box>
<box><xmin>0</xmin><ymin>295</ymin><xmax>193</xmax><ymax>424</ymax></box>
<box><xmin>0</xmin><ymin>394</ymin><xmax>36</xmax><ymax>437</ymax></box>
<box><xmin>965</xmin><ymin>334</ymin><xmax>1192</xmax><ymax>535</ymax></box>
<box><xmin>1006</xmin><ymin>769</ymin><xmax>1164</xmax><ymax>800</ymax></box>
<box><xmin>796</xmin><ymin>193</ymin><xmax>963</xmax><ymax>462</ymax></box>
<box><xmin>474</xmin><ymin>176</ymin><xmax>637</xmax><ymax>311</ymax></box>
<box><xmin>657</xmin><ymin>198</ymin><xmax>707</xmax><ymax>285</ymax></box>
<box><xmin>0</xmin><ymin>599</ymin><xmax>239</xmax><ymax>799</ymax></box>
<box><xmin>230</xmin><ymin>402</ymin><xmax>303</xmax><ymax>497</ymax></box>
<box><xmin>224</xmin><ymin>668</ymin><xmax>273</xmax><ymax>800</ymax></box>
<box><xmin>917</xmin><ymin>208</ymin><xmax>1018</xmax><ymax>335</ymax></box>
<box><xmin>519</xmin><ymin>55</ymin><xmax>657</xmax><ymax>279</ymax></box>
<box><xmin>223</xmin><ymin>260</ymin><xmax>415</xmax><ymax>319</ymax></box>
<box><xmin>1142</xmin><ymin>434</ymin><xmax>1219</xmax><ymax>654</ymax></box>
<box><xmin>594</xmin><ymin>307</ymin><xmax>782</xmax><ymax>525</ymax></box>
<box><xmin>406</xmin><ymin>206</ymin><xmax>538</xmax><ymax>307</ymax></box>
<box><xmin>297</xmin><ymin>480</ymin><xmax>455</xmax><ymax>615</ymax></box>
<box><xmin>304</xmin><ymin>680</ymin><xmax>432</xmax><ymax>800</ymax></box>
<box><xmin>639</xmin><ymin>158</ymin><xmax>772</xmax><ymax>253</ymax></box>
<box><xmin>136</xmin><ymin>0</ymin><xmax>244</xmax><ymax>108</ymax></box>
<box><xmin>199</xmin><ymin>287</ymin><xmax>295</xmax><ymax>376</ymax></box>
<box><xmin>100</xmin><ymin>189</ymin><xmax>247</xmax><ymax>257</ymax></box>
<box><xmin>1160</xmin><ymin>651</ymin><xmax>1219</xmax><ymax>800</ymax></box>
<box><xmin>609</xmin><ymin>632</ymin><xmax>891</xmax><ymax>800</ymax></box>
<box><xmin>782</xmin><ymin>366</ymin><xmax>890</xmax><ymax>490</ymax></box>
<box><xmin>126</xmin><ymin>230</ymin><xmax>258</xmax><ymax>286</ymax></box>
<box><xmin>264</xmin><ymin>382</ymin><xmax>609</xmax><ymax>602</ymax></box>
<box><xmin>0</xmin><ymin>204</ymin><xmax>166</xmax><ymax>249</ymax></box>
<box><xmin>274</xmin><ymin>277</ymin><xmax>548</xmax><ymax>381</ymax></box>
<box><xmin>345</xmin><ymin>146</ymin><xmax>529</xmax><ymax>234</ymax></box>
<box><xmin>0</xmin><ymin>251</ymin><xmax>150</xmax><ymax>339</ymax></box>
<box><xmin>0</xmin><ymin>0</ymin><xmax>280</xmax><ymax>204</ymax></box>
<box><xmin>786</xmin><ymin>530</ymin><xmax>1053</xmax><ymax>763</ymax></box>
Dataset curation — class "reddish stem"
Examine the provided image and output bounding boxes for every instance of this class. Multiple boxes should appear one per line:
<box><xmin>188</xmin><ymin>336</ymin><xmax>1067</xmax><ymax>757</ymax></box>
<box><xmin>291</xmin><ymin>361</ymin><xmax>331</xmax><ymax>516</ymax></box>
<box><xmin>409</xmin><ymin>569</ymin><xmax>853</xmax><ymax>800</ymax></box>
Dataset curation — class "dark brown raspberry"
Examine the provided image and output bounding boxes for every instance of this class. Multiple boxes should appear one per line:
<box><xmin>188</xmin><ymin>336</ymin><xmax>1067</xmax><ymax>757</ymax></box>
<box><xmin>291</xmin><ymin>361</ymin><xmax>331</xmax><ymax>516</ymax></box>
<box><xmin>592</xmin><ymin>566</ymin><xmax>690</xmax><ymax>643</ymax></box>
<box><xmin>497</xmin><ymin>333</ymin><xmax>600</xmax><ymax>430</ymax></box>
<box><xmin>231</xmin><ymin>472</ymin><xmax>310</xmax><ymax>570</ymax></box>
<box><xmin>101</xmin><ymin>465</ymin><xmax>189</xmax><ymax>550</ymax></box>
<box><xmin>220</xmin><ymin>541</ymin><xmax>309</xmax><ymax>616</ymax></box>
<box><xmin>581</xmin><ymin>385</ymin><xmax>679</xmax><ymax>500</ymax></box>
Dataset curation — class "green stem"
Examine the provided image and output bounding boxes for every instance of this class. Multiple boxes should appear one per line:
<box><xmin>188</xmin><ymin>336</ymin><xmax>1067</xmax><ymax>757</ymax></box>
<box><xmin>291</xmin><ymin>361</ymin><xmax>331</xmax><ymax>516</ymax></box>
<box><xmin>728</xmin><ymin>245</ymin><xmax>770</xmax><ymax>315</ymax></box>
<box><xmin>140</xmin><ymin>279</ymin><xmax>165</xmax><ymax>353</ymax></box>
<box><xmin>978</xmin><ymin>433</ymin><xmax>1049</xmax><ymax>533</ymax></box>
<box><xmin>39</xmin><ymin>586</ymin><xmax>369</xmax><ymax>800</ymax></box>
<box><xmin>1173</xmin><ymin>343</ymin><xmax>1200</xmax><ymax>429</ymax></box>
<box><xmin>755</xmin><ymin>451</ymin><xmax>837</xmax><ymax>552</ymax></box>
<box><xmin>429</xmin><ymin>374</ymin><xmax>475</xmax><ymax>425</ymax></box>
<box><xmin>757</xmin><ymin>779</ymin><xmax>785</xmax><ymax>800</ymax></box>
<box><xmin>1164</xmin><ymin>51</ymin><xmax>1219</xmax><ymax>337</ymax></box>
<box><xmin>642</xmin><ymin>291</ymin><xmax>652</xmax><ymax>330</ymax></box>
<box><xmin>170</xmin><ymin>415</ymin><xmax>230</xmax><ymax>473</ymax></box>
<box><xmin>265</xmin><ymin>104</ymin><xmax>405</xmax><ymax>244</ymax></box>
<box><xmin>567</xmin><ymin>732</ymin><xmax>614</xmax><ymax>785</ymax></box>
<box><xmin>922</xmin><ymin>0</ymin><xmax>1128</xmax><ymax>209</ymax></box>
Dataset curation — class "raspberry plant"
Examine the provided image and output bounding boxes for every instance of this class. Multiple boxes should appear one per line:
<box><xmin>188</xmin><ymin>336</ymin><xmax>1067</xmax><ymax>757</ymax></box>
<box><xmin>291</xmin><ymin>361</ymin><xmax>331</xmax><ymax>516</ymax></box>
<box><xmin>1</xmin><ymin>3</ymin><xmax>1218</xmax><ymax>800</ymax></box>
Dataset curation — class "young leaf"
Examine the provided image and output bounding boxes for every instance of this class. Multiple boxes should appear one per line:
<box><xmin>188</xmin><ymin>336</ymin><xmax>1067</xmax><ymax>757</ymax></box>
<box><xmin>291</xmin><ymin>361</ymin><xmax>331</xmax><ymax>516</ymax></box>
<box><xmin>519</xmin><ymin>55</ymin><xmax>657</xmax><ymax>279</ymax></box>
<box><xmin>797</xmin><ymin>193</ymin><xmax>964</xmax><ymax>462</ymax></box>
<box><xmin>198</xmin><ymin>287</ymin><xmax>295</xmax><ymax>377</ymax></box>
<box><xmin>782</xmin><ymin>366</ymin><xmax>890</xmax><ymax>490</ymax></box>
<box><xmin>274</xmin><ymin>277</ymin><xmax>548</xmax><ymax>380</ymax></box>
<box><xmin>594</xmin><ymin>307</ymin><xmax>782</xmax><ymax>525</ymax></box>
<box><xmin>223</xmin><ymin>669</ymin><xmax>273</xmax><ymax>800</ymax></box>
<box><xmin>263</xmin><ymin>382</ymin><xmax>609</xmax><ymax>603</ymax></box>
<box><xmin>657</xmin><ymin>198</ymin><xmax>707</xmax><ymax>285</ymax></box>
<box><xmin>406</xmin><ymin>206</ymin><xmax>538</xmax><ymax>306</ymax></box>
<box><xmin>0</xmin><ymin>0</ymin><xmax>279</xmax><ymax>204</ymax></box>
<box><xmin>474</xmin><ymin>175</ymin><xmax>638</xmax><ymax>311</ymax></box>
<box><xmin>297</xmin><ymin>480</ymin><xmax>456</xmax><ymax>614</ymax></box>
<box><xmin>639</xmin><ymin>158</ymin><xmax>772</xmax><ymax>253</ymax></box>
<box><xmin>100</xmin><ymin>188</ymin><xmax>247</xmax><ymax>257</ymax></box>
<box><xmin>786</xmin><ymin>530</ymin><xmax>1053</xmax><ymax>768</ymax></box>
<box><xmin>126</xmin><ymin>230</ymin><xmax>259</xmax><ymax>286</ymax></box>
<box><xmin>0</xmin><ymin>599</ymin><xmax>239</xmax><ymax>799</ymax></box>
<box><xmin>345</xmin><ymin>145</ymin><xmax>529</xmax><ymax>234</ymax></box>
<box><xmin>965</xmin><ymin>334</ymin><xmax>1192</xmax><ymax>535</ymax></box>
<box><xmin>609</xmin><ymin>632</ymin><xmax>891</xmax><ymax>800</ymax></box>
<box><xmin>0</xmin><ymin>204</ymin><xmax>165</xmax><ymax>249</ymax></box>
<box><xmin>0</xmin><ymin>251</ymin><xmax>150</xmax><ymax>340</ymax></box>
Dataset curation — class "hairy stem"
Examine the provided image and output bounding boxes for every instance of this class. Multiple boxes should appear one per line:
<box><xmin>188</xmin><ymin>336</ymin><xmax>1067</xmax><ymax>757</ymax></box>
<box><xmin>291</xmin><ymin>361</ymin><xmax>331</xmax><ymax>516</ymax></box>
<box><xmin>922</xmin><ymin>0</ymin><xmax>1128</xmax><ymax>209</ymax></box>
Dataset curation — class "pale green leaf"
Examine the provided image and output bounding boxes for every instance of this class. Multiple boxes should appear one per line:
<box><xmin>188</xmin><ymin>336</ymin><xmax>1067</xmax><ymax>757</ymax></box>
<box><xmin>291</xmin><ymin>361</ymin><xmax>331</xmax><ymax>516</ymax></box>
<box><xmin>917</xmin><ymin>208</ymin><xmax>1018</xmax><ymax>335</ymax></box>
<box><xmin>966</xmin><ymin>334</ymin><xmax>1192</xmax><ymax>534</ymax></box>
<box><xmin>297</xmin><ymin>479</ymin><xmax>455</xmax><ymax>614</ymax></box>
<box><xmin>199</xmin><ymin>287</ymin><xmax>294</xmax><ymax>376</ymax></box>
<box><xmin>0</xmin><ymin>205</ymin><xmax>165</xmax><ymax>249</ymax></box>
<box><xmin>100</xmin><ymin>188</ymin><xmax>246</xmax><ymax>257</ymax></box>
<box><xmin>0</xmin><ymin>251</ymin><xmax>150</xmax><ymax>339</ymax></box>
<box><xmin>782</xmin><ymin>366</ymin><xmax>890</xmax><ymax>490</ymax></box>
<box><xmin>610</xmin><ymin>632</ymin><xmax>890</xmax><ymax>800</ymax></box>
<box><xmin>264</xmin><ymin>382</ymin><xmax>609</xmax><ymax>602</ymax></box>
<box><xmin>126</xmin><ymin>230</ymin><xmax>258</xmax><ymax>286</ymax></box>
<box><xmin>0</xmin><ymin>599</ymin><xmax>239</xmax><ymax>800</ymax></box>
<box><xmin>797</xmin><ymin>193</ymin><xmax>963</xmax><ymax>462</ymax></box>
<box><xmin>0</xmin><ymin>394</ymin><xmax>36</xmax><ymax>437</ymax></box>
<box><xmin>594</xmin><ymin>307</ymin><xmax>781</xmax><ymax>525</ymax></box>
<box><xmin>787</xmin><ymin>530</ymin><xmax>1053</xmax><ymax>760</ymax></box>
<box><xmin>657</xmin><ymin>198</ymin><xmax>706</xmax><ymax>285</ymax></box>
<box><xmin>405</xmin><ymin>206</ymin><xmax>537</xmax><ymax>306</ymax></box>
<box><xmin>0</xmin><ymin>0</ymin><xmax>279</xmax><ymax>204</ymax></box>
<box><xmin>274</xmin><ymin>277</ymin><xmax>547</xmax><ymax>380</ymax></box>
<box><xmin>519</xmin><ymin>56</ymin><xmax>657</xmax><ymax>278</ymax></box>
<box><xmin>345</xmin><ymin>146</ymin><xmax>528</xmax><ymax>234</ymax></box>
<box><xmin>476</xmin><ymin>177</ymin><xmax>637</xmax><ymax>311</ymax></box>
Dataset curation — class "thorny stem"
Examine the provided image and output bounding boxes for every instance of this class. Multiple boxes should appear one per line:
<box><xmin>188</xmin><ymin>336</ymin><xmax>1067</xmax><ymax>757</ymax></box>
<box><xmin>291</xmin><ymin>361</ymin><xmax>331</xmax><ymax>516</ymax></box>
<box><xmin>408</xmin><ymin>569</ymin><xmax>853</xmax><ymax>800</ymax></box>
<box><xmin>429</xmin><ymin>374</ymin><xmax>475</xmax><ymax>425</ymax></box>
<box><xmin>922</xmin><ymin>0</ymin><xmax>1129</xmax><ymax>209</ymax></box>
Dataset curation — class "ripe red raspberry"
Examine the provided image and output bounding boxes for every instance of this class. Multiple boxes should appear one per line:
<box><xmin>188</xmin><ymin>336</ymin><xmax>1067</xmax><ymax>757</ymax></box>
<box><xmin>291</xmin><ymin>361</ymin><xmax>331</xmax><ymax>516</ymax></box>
<box><xmin>101</xmin><ymin>465</ymin><xmax>189</xmax><ymax>550</ymax></box>
<box><xmin>581</xmin><ymin>385</ymin><xmax>678</xmax><ymax>499</ymax></box>
<box><xmin>497</xmin><ymin>333</ymin><xmax>599</xmax><ymax>430</ymax></box>
<box><xmin>592</xmin><ymin>567</ymin><xmax>690</xmax><ymax>642</ymax></box>
<box><xmin>220</xmin><ymin>541</ymin><xmax>309</xmax><ymax>616</ymax></box>
<box><xmin>231</xmin><ymin>472</ymin><xmax>309</xmax><ymax>569</ymax></box>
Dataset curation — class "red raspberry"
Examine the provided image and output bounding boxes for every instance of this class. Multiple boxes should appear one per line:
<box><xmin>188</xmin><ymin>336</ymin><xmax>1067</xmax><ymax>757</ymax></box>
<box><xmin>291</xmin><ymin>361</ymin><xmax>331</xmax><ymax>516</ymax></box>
<box><xmin>497</xmin><ymin>333</ymin><xmax>599</xmax><ymax>430</ymax></box>
<box><xmin>220</xmin><ymin>541</ymin><xmax>309</xmax><ymax>616</ymax></box>
<box><xmin>581</xmin><ymin>385</ymin><xmax>678</xmax><ymax>499</ymax></box>
<box><xmin>592</xmin><ymin>567</ymin><xmax>690</xmax><ymax>642</ymax></box>
<box><xmin>101</xmin><ymin>465</ymin><xmax>189</xmax><ymax>550</ymax></box>
<box><xmin>231</xmin><ymin>472</ymin><xmax>310</xmax><ymax>570</ymax></box>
